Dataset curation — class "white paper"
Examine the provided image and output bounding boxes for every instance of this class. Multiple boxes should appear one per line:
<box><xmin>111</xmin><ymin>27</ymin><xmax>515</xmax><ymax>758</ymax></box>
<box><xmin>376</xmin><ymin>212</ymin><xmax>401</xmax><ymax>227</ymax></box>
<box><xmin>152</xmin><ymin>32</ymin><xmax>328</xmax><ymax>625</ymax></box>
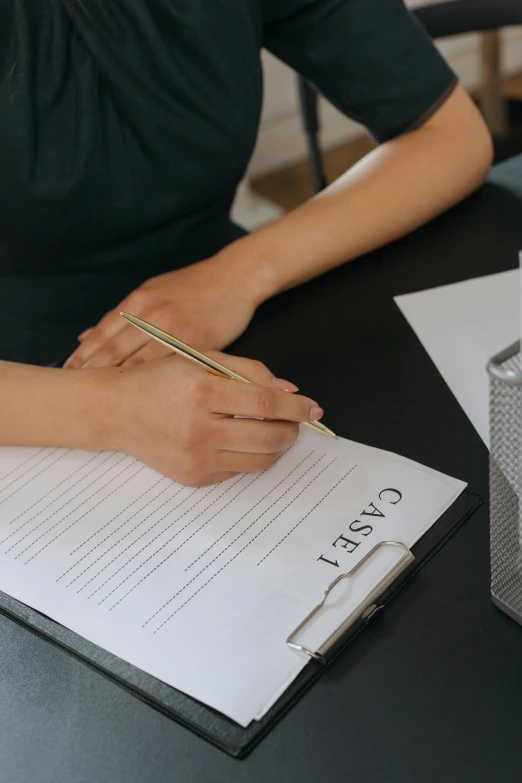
<box><xmin>0</xmin><ymin>432</ymin><xmax>465</xmax><ymax>726</ymax></box>
<box><xmin>395</xmin><ymin>270</ymin><xmax>520</xmax><ymax>447</ymax></box>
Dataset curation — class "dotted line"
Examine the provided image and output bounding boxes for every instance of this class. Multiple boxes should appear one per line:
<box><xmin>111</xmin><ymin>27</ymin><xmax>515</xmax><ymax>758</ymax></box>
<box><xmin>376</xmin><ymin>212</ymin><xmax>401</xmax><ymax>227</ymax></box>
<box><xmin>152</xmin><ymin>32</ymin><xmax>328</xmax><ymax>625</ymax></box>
<box><xmin>7</xmin><ymin>451</ymin><xmax>108</xmax><ymax>528</ymax></box>
<box><xmin>58</xmin><ymin>476</ymin><xmax>172</xmax><ymax>582</ymax></box>
<box><xmin>99</xmin><ymin>474</ymin><xmax>249</xmax><ymax>606</ymax></box>
<box><xmin>1</xmin><ymin>452</ymin><xmax>113</xmax><ymax>547</ymax></box>
<box><xmin>106</xmin><ymin>472</ymin><xmax>263</xmax><ymax>610</ymax></box>
<box><xmin>105</xmin><ymin>450</ymin><xmax>293</xmax><ymax>610</ymax></box>
<box><xmin>145</xmin><ymin>454</ymin><xmax>327</xmax><ymax>631</ymax></box>
<box><xmin>20</xmin><ymin>461</ymin><xmax>139</xmax><ymax>564</ymax></box>
<box><xmin>69</xmin><ymin>482</ymin><xmax>188</xmax><ymax>590</ymax></box>
<box><xmin>257</xmin><ymin>463</ymin><xmax>358</xmax><ymax>566</ymax></box>
<box><xmin>0</xmin><ymin>449</ymin><xmax>72</xmax><ymax>509</ymax></box>
<box><xmin>152</xmin><ymin>456</ymin><xmax>333</xmax><ymax>633</ymax></box>
<box><xmin>0</xmin><ymin>447</ymin><xmax>46</xmax><ymax>487</ymax></box>
<box><xmin>68</xmin><ymin>474</ymin><xmax>167</xmax><ymax>556</ymax></box>
<box><xmin>0</xmin><ymin>447</ymin><xmax>58</xmax><ymax>498</ymax></box>
<box><xmin>5</xmin><ymin>454</ymin><xmax>129</xmax><ymax>554</ymax></box>
<box><xmin>185</xmin><ymin>450</ymin><xmax>314</xmax><ymax>572</ymax></box>
<box><xmin>87</xmin><ymin>484</ymin><xmax>216</xmax><ymax>601</ymax></box>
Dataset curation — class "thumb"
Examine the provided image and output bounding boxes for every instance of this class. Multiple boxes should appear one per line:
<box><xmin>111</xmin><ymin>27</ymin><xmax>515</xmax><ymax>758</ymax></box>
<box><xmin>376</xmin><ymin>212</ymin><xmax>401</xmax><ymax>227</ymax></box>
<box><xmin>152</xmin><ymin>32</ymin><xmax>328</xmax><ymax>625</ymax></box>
<box><xmin>207</xmin><ymin>352</ymin><xmax>299</xmax><ymax>392</ymax></box>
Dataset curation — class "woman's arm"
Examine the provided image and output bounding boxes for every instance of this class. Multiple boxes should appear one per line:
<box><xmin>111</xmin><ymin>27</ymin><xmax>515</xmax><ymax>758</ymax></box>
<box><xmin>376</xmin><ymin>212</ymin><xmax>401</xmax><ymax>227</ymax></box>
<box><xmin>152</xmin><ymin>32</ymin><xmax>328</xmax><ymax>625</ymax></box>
<box><xmin>0</xmin><ymin>357</ymin><xmax>320</xmax><ymax>486</ymax></box>
<box><xmin>221</xmin><ymin>85</ymin><xmax>493</xmax><ymax>301</ymax></box>
<box><xmin>0</xmin><ymin>361</ymin><xmax>111</xmax><ymax>449</ymax></box>
<box><xmin>66</xmin><ymin>86</ymin><xmax>492</xmax><ymax>370</ymax></box>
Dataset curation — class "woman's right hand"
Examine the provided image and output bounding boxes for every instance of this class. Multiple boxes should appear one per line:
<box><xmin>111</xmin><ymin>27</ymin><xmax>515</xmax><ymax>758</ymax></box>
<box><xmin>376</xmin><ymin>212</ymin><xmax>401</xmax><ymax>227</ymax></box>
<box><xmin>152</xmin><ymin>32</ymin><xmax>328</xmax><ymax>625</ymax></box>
<box><xmin>103</xmin><ymin>352</ymin><xmax>324</xmax><ymax>486</ymax></box>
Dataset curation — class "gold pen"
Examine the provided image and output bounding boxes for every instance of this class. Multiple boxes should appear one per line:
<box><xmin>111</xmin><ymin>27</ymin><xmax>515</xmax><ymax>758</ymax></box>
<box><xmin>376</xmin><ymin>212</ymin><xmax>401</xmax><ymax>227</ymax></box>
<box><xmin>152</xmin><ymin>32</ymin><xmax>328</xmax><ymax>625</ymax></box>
<box><xmin>120</xmin><ymin>312</ymin><xmax>336</xmax><ymax>439</ymax></box>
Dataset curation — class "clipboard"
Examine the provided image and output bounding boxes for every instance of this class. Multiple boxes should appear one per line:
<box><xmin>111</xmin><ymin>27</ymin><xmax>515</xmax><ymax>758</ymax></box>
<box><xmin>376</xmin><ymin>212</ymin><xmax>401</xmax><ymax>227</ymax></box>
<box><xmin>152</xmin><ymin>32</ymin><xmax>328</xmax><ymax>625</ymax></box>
<box><xmin>0</xmin><ymin>489</ymin><xmax>481</xmax><ymax>758</ymax></box>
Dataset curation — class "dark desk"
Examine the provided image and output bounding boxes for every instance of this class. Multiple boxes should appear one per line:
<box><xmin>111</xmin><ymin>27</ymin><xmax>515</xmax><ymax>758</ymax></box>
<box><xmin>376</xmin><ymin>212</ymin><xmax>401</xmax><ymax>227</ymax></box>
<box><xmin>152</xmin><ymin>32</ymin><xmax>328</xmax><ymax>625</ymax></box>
<box><xmin>2</xmin><ymin>158</ymin><xmax>522</xmax><ymax>783</ymax></box>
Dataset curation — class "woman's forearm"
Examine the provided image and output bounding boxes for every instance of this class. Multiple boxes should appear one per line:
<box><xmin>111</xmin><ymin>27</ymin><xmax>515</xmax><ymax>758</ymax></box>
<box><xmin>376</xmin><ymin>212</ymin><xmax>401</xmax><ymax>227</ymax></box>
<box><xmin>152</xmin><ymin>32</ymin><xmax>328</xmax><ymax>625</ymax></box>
<box><xmin>221</xmin><ymin>86</ymin><xmax>493</xmax><ymax>303</ymax></box>
<box><xmin>0</xmin><ymin>355</ymin><xmax>327</xmax><ymax>487</ymax></box>
<box><xmin>0</xmin><ymin>361</ymin><xmax>113</xmax><ymax>449</ymax></box>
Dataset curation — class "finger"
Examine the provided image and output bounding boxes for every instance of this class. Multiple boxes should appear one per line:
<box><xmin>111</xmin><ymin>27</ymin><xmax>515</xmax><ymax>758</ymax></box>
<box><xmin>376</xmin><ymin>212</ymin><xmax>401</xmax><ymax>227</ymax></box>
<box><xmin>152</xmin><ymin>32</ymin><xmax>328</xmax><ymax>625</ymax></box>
<box><xmin>207</xmin><ymin>353</ymin><xmax>299</xmax><ymax>392</ymax></box>
<box><xmin>69</xmin><ymin>326</ymin><xmax>151</xmax><ymax>369</ymax></box>
<box><xmin>194</xmin><ymin>472</ymin><xmax>239</xmax><ymax>487</ymax></box>
<box><xmin>121</xmin><ymin>340</ymin><xmax>173</xmax><ymax>367</ymax></box>
<box><xmin>90</xmin><ymin>301</ymin><xmax>130</xmax><ymax>340</ymax></box>
<box><xmin>215</xmin><ymin>450</ymin><xmax>283</xmax><ymax>474</ymax></box>
<box><xmin>204</xmin><ymin>377</ymin><xmax>323</xmax><ymax>423</ymax></box>
<box><xmin>64</xmin><ymin>308</ymin><xmax>127</xmax><ymax>368</ymax></box>
<box><xmin>212</xmin><ymin>418</ymin><xmax>299</xmax><ymax>454</ymax></box>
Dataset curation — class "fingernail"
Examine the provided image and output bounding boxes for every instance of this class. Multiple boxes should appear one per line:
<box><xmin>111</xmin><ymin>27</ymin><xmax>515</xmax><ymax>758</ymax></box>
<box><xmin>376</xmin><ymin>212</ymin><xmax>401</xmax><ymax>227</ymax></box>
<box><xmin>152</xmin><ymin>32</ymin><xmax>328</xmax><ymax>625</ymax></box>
<box><xmin>272</xmin><ymin>377</ymin><xmax>299</xmax><ymax>392</ymax></box>
<box><xmin>78</xmin><ymin>328</ymin><xmax>92</xmax><ymax>341</ymax></box>
<box><xmin>309</xmin><ymin>405</ymin><xmax>324</xmax><ymax>421</ymax></box>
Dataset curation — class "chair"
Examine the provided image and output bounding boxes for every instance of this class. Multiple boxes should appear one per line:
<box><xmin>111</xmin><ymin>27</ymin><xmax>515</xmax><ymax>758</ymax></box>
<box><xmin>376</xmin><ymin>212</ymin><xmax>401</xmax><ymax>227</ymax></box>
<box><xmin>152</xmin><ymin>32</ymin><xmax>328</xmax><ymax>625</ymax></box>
<box><xmin>298</xmin><ymin>0</ymin><xmax>522</xmax><ymax>193</ymax></box>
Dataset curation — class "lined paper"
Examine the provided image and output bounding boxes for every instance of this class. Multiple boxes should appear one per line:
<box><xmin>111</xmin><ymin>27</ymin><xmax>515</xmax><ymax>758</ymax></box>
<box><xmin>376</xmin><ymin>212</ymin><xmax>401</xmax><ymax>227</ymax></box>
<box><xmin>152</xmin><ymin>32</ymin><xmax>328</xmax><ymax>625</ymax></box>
<box><xmin>0</xmin><ymin>431</ymin><xmax>465</xmax><ymax>726</ymax></box>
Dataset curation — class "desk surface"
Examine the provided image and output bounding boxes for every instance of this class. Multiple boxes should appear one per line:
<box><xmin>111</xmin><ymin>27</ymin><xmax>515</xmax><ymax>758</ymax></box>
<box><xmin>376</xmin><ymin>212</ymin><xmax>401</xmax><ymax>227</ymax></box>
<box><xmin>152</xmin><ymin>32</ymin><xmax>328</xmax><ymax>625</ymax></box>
<box><xmin>2</xmin><ymin>160</ymin><xmax>522</xmax><ymax>783</ymax></box>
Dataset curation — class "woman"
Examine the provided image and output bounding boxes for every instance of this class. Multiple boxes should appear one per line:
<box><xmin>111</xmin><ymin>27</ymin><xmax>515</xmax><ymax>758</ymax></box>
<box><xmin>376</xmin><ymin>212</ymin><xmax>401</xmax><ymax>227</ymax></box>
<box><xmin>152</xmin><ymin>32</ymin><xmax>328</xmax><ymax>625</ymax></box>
<box><xmin>0</xmin><ymin>0</ymin><xmax>492</xmax><ymax>486</ymax></box>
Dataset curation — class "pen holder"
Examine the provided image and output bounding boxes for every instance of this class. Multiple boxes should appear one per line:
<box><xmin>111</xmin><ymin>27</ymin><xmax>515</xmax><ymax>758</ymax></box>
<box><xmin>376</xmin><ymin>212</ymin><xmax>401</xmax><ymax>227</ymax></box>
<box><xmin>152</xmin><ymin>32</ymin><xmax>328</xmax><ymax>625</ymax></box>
<box><xmin>488</xmin><ymin>341</ymin><xmax>522</xmax><ymax>624</ymax></box>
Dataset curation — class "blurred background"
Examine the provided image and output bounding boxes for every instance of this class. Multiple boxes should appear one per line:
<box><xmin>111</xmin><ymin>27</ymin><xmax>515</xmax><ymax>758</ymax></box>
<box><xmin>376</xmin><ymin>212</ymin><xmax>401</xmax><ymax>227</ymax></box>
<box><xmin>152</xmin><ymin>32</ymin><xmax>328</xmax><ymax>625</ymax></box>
<box><xmin>232</xmin><ymin>0</ymin><xmax>522</xmax><ymax>229</ymax></box>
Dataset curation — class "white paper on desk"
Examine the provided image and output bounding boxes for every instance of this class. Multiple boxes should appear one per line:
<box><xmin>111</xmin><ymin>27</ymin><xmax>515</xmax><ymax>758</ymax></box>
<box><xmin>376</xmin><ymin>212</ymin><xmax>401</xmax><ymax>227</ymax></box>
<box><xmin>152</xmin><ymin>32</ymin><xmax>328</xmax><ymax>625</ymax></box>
<box><xmin>395</xmin><ymin>270</ymin><xmax>520</xmax><ymax>448</ymax></box>
<box><xmin>0</xmin><ymin>432</ymin><xmax>464</xmax><ymax>726</ymax></box>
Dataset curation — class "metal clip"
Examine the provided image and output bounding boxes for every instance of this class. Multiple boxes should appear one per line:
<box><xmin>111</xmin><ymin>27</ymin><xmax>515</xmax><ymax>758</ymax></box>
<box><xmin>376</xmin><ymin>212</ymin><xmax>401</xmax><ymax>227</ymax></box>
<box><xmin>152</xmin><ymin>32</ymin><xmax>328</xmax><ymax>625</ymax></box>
<box><xmin>286</xmin><ymin>540</ymin><xmax>414</xmax><ymax>663</ymax></box>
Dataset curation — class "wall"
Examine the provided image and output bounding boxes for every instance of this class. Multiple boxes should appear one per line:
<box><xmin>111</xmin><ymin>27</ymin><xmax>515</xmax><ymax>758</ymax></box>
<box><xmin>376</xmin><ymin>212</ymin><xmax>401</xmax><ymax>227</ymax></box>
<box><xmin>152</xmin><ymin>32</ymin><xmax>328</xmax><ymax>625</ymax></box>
<box><xmin>248</xmin><ymin>17</ymin><xmax>522</xmax><ymax>178</ymax></box>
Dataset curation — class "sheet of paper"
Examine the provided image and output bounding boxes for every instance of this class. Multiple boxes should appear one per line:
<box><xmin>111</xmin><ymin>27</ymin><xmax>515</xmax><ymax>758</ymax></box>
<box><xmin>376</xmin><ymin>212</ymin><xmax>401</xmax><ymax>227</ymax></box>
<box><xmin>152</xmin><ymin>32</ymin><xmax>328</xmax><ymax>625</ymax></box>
<box><xmin>395</xmin><ymin>270</ymin><xmax>520</xmax><ymax>448</ymax></box>
<box><xmin>0</xmin><ymin>432</ymin><xmax>464</xmax><ymax>726</ymax></box>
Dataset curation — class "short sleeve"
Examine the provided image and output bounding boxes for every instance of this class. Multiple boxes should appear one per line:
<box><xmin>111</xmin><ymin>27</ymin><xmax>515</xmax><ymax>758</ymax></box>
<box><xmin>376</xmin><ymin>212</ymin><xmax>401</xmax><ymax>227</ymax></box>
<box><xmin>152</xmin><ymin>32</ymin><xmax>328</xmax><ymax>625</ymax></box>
<box><xmin>263</xmin><ymin>0</ymin><xmax>458</xmax><ymax>142</ymax></box>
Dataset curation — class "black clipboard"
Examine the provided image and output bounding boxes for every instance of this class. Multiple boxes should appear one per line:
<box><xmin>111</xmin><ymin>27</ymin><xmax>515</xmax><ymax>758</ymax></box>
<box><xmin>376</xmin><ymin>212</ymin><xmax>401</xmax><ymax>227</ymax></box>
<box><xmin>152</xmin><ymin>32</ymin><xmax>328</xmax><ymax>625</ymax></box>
<box><xmin>0</xmin><ymin>489</ymin><xmax>481</xmax><ymax>758</ymax></box>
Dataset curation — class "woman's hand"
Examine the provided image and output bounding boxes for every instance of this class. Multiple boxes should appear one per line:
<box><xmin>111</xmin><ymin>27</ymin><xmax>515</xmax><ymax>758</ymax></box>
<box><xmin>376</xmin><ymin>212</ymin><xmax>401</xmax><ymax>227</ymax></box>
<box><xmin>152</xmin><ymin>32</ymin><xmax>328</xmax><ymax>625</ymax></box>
<box><xmin>105</xmin><ymin>352</ymin><xmax>323</xmax><ymax>487</ymax></box>
<box><xmin>64</xmin><ymin>254</ymin><xmax>262</xmax><ymax>369</ymax></box>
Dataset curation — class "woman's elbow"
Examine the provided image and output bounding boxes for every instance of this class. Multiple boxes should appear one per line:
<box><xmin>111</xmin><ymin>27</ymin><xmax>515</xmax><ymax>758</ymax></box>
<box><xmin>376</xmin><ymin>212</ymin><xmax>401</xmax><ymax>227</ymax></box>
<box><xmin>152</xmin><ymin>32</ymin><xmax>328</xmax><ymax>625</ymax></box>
<box><xmin>426</xmin><ymin>84</ymin><xmax>494</xmax><ymax>190</ymax></box>
<box><xmin>463</xmin><ymin>109</ymin><xmax>495</xmax><ymax>187</ymax></box>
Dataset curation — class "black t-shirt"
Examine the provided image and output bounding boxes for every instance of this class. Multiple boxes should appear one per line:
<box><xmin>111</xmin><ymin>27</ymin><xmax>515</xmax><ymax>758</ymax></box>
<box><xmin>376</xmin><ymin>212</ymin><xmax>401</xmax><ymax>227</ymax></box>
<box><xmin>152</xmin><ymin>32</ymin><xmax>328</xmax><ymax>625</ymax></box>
<box><xmin>0</xmin><ymin>0</ymin><xmax>456</xmax><ymax>278</ymax></box>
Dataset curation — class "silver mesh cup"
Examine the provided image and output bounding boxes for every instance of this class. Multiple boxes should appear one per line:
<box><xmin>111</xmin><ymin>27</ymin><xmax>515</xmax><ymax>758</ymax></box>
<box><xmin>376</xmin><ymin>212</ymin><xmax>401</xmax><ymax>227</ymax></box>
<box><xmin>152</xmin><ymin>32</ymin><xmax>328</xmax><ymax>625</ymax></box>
<box><xmin>488</xmin><ymin>341</ymin><xmax>522</xmax><ymax>624</ymax></box>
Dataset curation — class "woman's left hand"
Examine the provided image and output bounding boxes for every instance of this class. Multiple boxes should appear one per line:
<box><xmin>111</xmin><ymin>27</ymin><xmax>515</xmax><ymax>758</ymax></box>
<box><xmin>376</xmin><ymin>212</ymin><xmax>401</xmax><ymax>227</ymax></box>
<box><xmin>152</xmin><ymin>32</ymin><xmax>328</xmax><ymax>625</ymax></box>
<box><xmin>64</xmin><ymin>254</ymin><xmax>260</xmax><ymax>369</ymax></box>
